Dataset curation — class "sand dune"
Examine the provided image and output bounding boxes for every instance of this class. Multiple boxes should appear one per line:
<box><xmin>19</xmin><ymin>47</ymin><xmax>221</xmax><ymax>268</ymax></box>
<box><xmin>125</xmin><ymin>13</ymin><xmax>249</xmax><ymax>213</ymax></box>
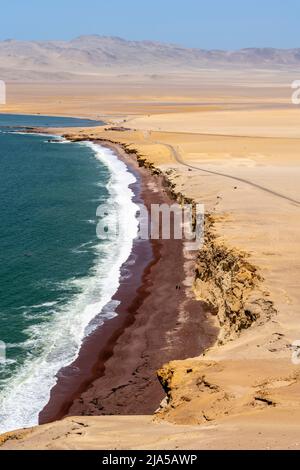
<box><xmin>2</xmin><ymin>413</ymin><xmax>300</xmax><ymax>450</ymax></box>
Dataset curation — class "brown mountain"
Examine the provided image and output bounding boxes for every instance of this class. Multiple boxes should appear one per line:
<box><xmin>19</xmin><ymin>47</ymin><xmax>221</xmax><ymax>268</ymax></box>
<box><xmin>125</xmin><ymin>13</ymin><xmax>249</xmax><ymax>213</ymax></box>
<box><xmin>0</xmin><ymin>35</ymin><xmax>299</xmax><ymax>80</ymax></box>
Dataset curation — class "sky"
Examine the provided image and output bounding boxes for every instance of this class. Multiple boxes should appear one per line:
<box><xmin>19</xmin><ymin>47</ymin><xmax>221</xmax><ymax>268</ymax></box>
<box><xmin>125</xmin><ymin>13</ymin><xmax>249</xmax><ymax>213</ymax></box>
<box><xmin>0</xmin><ymin>0</ymin><xmax>299</xmax><ymax>50</ymax></box>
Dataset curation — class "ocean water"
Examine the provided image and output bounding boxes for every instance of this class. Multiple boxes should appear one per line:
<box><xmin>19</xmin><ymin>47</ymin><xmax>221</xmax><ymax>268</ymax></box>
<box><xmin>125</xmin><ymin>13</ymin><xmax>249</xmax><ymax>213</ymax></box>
<box><xmin>0</xmin><ymin>116</ymin><xmax>138</xmax><ymax>433</ymax></box>
<box><xmin>0</xmin><ymin>113</ymin><xmax>104</xmax><ymax>128</ymax></box>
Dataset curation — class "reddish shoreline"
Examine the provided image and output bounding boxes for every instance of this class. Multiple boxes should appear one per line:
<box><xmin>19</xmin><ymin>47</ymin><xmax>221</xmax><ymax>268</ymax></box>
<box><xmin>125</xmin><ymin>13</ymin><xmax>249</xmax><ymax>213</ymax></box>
<box><xmin>39</xmin><ymin>142</ymin><xmax>217</xmax><ymax>423</ymax></box>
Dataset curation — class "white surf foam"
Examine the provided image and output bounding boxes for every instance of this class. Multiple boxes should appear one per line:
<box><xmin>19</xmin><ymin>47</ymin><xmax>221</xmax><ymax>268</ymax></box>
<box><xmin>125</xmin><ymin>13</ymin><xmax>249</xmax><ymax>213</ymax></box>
<box><xmin>0</xmin><ymin>143</ymin><xmax>138</xmax><ymax>433</ymax></box>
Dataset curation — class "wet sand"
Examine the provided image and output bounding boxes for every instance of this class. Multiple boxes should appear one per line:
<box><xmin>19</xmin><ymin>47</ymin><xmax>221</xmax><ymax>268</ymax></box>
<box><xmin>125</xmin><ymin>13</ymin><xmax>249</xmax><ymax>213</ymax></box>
<box><xmin>39</xmin><ymin>141</ymin><xmax>217</xmax><ymax>423</ymax></box>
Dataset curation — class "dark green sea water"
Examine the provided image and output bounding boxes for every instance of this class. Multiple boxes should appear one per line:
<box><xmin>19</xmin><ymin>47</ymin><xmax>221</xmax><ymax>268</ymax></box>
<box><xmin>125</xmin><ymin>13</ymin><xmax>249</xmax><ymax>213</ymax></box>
<box><xmin>0</xmin><ymin>115</ymin><xmax>138</xmax><ymax>432</ymax></box>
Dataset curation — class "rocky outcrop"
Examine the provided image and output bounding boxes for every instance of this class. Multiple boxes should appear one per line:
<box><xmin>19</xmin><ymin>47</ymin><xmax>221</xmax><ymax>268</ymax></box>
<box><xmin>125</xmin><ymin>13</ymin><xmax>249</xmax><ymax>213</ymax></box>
<box><xmin>194</xmin><ymin>215</ymin><xmax>276</xmax><ymax>343</ymax></box>
<box><xmin>156</xmin><ymin>358</ymin><xmax>300</xmax><ymax>425</ymax></box>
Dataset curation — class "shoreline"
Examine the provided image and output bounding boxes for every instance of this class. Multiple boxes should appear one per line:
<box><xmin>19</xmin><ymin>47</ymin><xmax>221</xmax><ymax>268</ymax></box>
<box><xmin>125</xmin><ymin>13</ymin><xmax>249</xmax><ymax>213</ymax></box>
<box><xmin>39</xmin><ymin>141</ymin><xmax>154</xmax><ymax>422</ymax></box>
<box><xmin>39</xmin><ymin>140</ymin><xmax>217</xmax><ymax>423</ymax></box>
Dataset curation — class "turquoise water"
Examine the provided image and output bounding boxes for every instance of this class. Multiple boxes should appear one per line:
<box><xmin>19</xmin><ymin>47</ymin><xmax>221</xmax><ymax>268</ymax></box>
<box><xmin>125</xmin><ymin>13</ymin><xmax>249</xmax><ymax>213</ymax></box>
<box><xmin>0</xmin><ymin>116</ymin><xmax>138</xmax><ymax>432</ymax></box>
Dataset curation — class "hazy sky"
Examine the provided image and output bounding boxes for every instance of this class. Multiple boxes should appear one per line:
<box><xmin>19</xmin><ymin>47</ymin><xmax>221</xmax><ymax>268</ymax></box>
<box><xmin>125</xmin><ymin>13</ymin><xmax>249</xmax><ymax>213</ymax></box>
<box><xmin>1</xmin><ymin>0</ymin><xmax>299</xmax><ymax>49</ymax></box>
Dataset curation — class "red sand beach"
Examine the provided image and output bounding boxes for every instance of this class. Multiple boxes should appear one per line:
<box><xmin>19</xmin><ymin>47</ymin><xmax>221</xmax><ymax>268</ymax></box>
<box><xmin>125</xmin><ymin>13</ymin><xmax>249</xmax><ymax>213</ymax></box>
<box><xmin>39</xmin><ymin>142</ymin><xmax>217</xmax><ymax>423</ymax></box>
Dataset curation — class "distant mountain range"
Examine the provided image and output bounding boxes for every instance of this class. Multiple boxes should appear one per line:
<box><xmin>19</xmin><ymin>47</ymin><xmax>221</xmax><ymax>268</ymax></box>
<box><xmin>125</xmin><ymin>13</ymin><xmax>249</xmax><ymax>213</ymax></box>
<box><xmin>0</xmin><ymin>35</ymin><xmax>299</xmax><ymax>80</ymax></box>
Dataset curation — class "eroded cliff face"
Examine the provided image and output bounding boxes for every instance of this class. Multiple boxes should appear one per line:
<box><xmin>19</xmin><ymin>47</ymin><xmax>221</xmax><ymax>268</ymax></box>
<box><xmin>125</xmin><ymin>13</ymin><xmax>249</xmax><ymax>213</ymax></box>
<box><xmin>133</xmin><ymin>150</ymin><xmax>277</xmax><ymax>344</ymax></box>
<box><xmin>194</xmin><ymin>215</ymin><xmax>276</xmax><ymax>343</ymax></box>
<box><xmin>146</xmin><ymin>159</ymin><xmax>276</xmax><ymax>345</ymax></box>
<box><xmin>132</xmin><ymin>148</ymin><xmax>284</xmax><ymax>426</ymax></box>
